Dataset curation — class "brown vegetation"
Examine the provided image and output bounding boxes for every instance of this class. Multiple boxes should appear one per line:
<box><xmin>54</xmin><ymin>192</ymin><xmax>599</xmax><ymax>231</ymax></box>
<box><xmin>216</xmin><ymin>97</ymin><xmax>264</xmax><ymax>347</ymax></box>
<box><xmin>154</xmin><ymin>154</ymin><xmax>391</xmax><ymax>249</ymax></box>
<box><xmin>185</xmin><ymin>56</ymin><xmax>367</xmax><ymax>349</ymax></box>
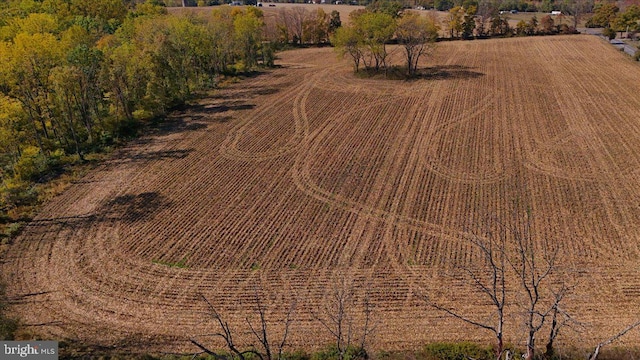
<box><xmin>3</xmin><ymin>35</ymin><xmax>640</xmax><ymax>355</ymax></box>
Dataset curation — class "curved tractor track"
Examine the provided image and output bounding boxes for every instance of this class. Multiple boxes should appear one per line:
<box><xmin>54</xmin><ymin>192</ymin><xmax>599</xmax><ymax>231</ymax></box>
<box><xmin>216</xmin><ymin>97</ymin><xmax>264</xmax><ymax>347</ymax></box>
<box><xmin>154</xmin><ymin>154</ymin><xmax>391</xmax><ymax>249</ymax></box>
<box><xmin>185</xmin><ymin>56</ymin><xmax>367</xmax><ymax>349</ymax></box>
<box><xmin>4</xmin><ymin>38</ymin><xmax>640</xmax><ymax>353</ymax></box>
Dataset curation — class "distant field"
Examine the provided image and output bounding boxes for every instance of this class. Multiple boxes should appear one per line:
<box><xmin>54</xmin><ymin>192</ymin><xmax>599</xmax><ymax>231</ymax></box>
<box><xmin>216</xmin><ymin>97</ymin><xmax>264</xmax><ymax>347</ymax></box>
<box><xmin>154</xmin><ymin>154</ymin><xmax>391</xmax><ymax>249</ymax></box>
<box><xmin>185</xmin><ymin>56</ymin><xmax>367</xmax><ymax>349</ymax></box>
<box><xmin>168</xmin><ymin>4</ymin><xmax>366</xmax><ymax>24</ymax></box>
<box><xmin>5</xmin><ymin>35</ymin><xmax>640</xmax><ymax>354</ymax></box>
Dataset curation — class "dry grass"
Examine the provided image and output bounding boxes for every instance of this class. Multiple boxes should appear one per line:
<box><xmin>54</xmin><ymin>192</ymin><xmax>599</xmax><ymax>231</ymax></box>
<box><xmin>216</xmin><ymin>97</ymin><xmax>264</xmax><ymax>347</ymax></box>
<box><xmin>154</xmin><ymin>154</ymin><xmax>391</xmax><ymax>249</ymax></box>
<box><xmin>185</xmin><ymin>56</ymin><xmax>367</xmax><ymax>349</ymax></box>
<box><xmin>4</xmin><ymin>35</ymin><xmax>640</xmax><ymax>355</ymax></box>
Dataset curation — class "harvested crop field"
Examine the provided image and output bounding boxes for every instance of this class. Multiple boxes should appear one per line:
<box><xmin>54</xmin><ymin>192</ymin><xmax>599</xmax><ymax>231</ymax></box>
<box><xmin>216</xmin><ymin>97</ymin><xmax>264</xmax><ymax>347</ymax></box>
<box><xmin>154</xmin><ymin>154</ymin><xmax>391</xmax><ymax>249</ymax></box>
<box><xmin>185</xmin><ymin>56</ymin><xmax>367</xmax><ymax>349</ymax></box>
<box><xmin>4</xmin><ymin>35</ymin><xmax>640</xmax><ymax>354</ymax></box>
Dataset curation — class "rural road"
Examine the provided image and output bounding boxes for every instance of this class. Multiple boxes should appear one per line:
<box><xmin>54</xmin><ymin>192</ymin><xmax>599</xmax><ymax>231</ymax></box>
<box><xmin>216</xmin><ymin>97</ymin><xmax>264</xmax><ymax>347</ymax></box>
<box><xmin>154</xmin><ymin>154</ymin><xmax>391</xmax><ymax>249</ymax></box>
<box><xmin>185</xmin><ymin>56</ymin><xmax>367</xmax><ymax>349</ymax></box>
<box><xmin>582</xmin><ymin>27</ymin><xmax>638</xmax><ymax>56</ymax></box>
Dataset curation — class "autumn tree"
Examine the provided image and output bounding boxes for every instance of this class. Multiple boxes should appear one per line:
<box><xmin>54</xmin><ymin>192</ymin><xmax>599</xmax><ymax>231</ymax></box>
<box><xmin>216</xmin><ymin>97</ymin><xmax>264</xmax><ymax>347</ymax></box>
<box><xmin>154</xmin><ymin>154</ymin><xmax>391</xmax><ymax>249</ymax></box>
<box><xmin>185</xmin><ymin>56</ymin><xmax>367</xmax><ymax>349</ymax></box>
<box><xmin>328</xmin><ymin>10</ymin><xmax>342</xmax><ymax>35</ymax></box>
<box><xmin>366</xmin><ymin>0</ymin><xmax>403</xmax><ymax>18</ymax></box>
<box><xmin>515</xmin><ymin>20</ymin><xmax>527</xmax><ymax>35</ymax></box>
<box><xmin>234</xmin><ymin>8</ymin><xmax>265</xmax><ymax>71</ymax></box>
<box><xmin>303</xmin><ymin>8</ymin><xmax>330</xmax><ymax>44</ymax></box>
<box><xmin>332</xmin><ymin>24</ymin><xmax>364</xmax><ymax>72</ymax></box>
<box><xmin>611</xmin><ymin>5</ymin><xmax>640</xmax><ymax>37</ymax></box>
<box><xmin>354</xmin><ymin>11</ymin><xmax>396</xmax><ymax>72</ymax></box>
<box><xmin>475</xmin><ymin>0</ymin><xmax>501</xmax><ymax>36</ymax></box>
<box><xmin>1</xmin><ymin>32</ymin><xmax>64</xmax><ymax>155</ymax></box>
<box><xmin>462</xmin><ymin>6</ymin><xmax>476</xmax><ymax>39</ymax></box>
<box><xmin>540</xmin><ymin>14</ymin><xmax>555</xmax><ymax>34</ymax></box>
<box><xmin>0</xmin><ymin>0</ymin><xmax>272</xmax><ymax>215</ymax></box>
<box><xmin>211</xmin><ymin>7</ymin><xmax>240</xmax><ymax>72</ymax></box>
<box><xmin>446</xmin><ymin>6</ymin><xmax>465</xmax><ymax>38</ymax></box>
<box><xmin>490</xmin><ymin>12</ymin><xmax>511</xmax><ymax>36</ymax></box>
<box><xmin>585</xmin><ymin>2</ymin><xmax>619</xmax><ymax>28</ymax></box>
<box><xmin>396</xmin><ymin>12</ymin><xmax>438</xmax><ymax>76</ymax></box>
<box><xmin>0</xmin><ymin>96</ymin><xmax>27</xmax><ymax>177</ymax></box>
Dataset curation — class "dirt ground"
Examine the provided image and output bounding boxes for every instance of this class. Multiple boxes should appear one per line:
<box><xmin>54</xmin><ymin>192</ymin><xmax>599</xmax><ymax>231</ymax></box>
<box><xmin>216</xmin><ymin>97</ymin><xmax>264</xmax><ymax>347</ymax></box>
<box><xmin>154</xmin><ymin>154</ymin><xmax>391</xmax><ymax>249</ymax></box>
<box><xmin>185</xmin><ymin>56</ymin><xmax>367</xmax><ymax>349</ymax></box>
<box><xmin>4</xmin><ymin>35</ymin><xmax>640</xmax><ymax>356</ymax></box>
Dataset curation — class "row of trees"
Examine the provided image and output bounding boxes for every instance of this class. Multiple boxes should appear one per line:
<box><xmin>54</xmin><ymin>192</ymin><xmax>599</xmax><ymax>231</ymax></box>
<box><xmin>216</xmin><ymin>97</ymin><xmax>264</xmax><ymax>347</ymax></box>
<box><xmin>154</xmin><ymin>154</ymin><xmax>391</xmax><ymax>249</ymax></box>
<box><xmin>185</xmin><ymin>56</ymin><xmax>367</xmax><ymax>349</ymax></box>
<box><xmin>332</xmin><ymin>9</ymin><xmax>439</xmax><ymax>75</ymax></box>
<box><xmin>443</xmin><ymin>0</ymin><xmax>587</xmax><ymax>40</ymax></box>
<box><xmin>331</xmin><ymin>2</ymin><xmax>582</xmax><ymax>76</ymax></box>
<box><xmin>0</xmin><ymin>1</ymin><xmax>270</xmax><ymax>213</ymax></box>
<box><xmin>267</xmin><ymin>7</ymin><xmax>342</xmax><ymax>45</ymax></box>
<box><xmin>514</xmin><ymin>14</ymin><xmax>576</xmax><ymax>35</ymax></box>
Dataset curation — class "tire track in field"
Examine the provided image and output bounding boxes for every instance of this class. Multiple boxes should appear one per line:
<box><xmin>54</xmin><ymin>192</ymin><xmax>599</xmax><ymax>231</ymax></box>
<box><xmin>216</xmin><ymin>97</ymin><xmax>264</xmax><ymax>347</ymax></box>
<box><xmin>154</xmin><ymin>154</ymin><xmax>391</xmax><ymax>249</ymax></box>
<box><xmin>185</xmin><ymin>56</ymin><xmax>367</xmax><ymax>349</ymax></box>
<box><xmin>519</xmin><ymin>38</ymin><xmax>640</xmax><ymax>259</ymax></box>
<box><xmin>290</xmin><ymin>70</ymin><xmax>481</xmax><ymax>277</ymax></box>
<box><xmin>421</xmin><ymin>94</ymin><xmax>508</xmax><ymax>184</ymax></box>
<box><xmin>288</xmin><ymin>42</ymin><xmax>508</xmax><ymax>281</ymax></box>
<box><xmin>218</xmin><ymin>66</ymin><xmax>332</xmax><ymax>161</ymax></box>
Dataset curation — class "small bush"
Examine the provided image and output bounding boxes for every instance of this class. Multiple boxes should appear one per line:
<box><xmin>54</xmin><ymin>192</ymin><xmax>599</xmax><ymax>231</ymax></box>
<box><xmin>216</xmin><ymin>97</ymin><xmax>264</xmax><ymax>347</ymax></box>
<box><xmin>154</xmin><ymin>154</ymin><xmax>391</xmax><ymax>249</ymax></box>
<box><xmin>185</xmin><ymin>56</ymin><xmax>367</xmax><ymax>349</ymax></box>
<box><xmin>603</xmin><ymin>27</ymin><xmax>617</xmax><ymax>40</ymax></box>
<box><xmin>13</xmin><ymin>146</ymin><xmax>49</xmax><ymax>182</ymax></box>
<box><xmin>421</xmin><ymin>342</ymin><xmax>494</xmax><ymax>360</ymax></box>
<box><xmin>4</xmin><ymin>221</ymin><xmax>24</xmax><ymax>239</ymax></box>
<box><xmin>311</xmin><ymin>345</ymin><xmax>367</xmax><ymax>360</ymax></box>
<box><xmin>1</xmin><ymin>178</ymin><xmax>37</xmax><ymax>209</ymax></box>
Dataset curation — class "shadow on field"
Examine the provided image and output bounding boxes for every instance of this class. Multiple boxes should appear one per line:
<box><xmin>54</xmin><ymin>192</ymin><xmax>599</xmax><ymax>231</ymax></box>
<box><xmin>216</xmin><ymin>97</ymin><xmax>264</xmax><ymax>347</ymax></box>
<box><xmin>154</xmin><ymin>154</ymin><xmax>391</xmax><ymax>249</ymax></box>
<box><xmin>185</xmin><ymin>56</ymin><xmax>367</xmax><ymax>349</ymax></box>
<box><xmin>420</xmin><ymin>65</ymin><xmax>484</xmax><ymax>80</ymax></box>
<box><xmin>102</xmin><ymin>192</ymin><xmax>170</xmax><ymax>224</ymax></box>
<box><xmin>26</xmin><ymin>192</ymin><xmax>172</xmax><ymax>230</ymax></box>
<box><xmin>188</xmin><ymin>103</ymin><xmax>256</xmax><ymax>114</ymax></box>
<box><xmin>171</xmin><ymin>100</ymin><xmax>256</xmax><ymax>124</ymax></box>
<box><xmin>116</xmin><ymin>148</ymin><xmax>193</xmax><ymax>162</ymax></box>
<box><xmin>149</xmin><ymin>116</ymin><xmax>209</xmax><ymax>135</ymax></box>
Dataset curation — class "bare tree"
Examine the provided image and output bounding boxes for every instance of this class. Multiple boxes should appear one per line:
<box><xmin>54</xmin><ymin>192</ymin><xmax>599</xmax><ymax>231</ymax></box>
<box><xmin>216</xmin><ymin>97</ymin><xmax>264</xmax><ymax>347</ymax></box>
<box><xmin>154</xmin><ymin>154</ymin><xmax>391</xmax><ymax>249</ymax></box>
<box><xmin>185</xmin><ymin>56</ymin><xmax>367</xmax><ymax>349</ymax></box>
<box><xmin>246</xmin><ymin>285</ymin><xmax>297</xmax><ymax>360</ymax></box>
<box><xmin>503</xmin><ymin>211</ymin><xmax>564</xmax><ymax>360</ymax></box>
<box><xmin>562</xmin><ymin>0</ymin><xmax>595</xmax><ymax>30</ymax></box>
<box><xmin>543</xmin><ymin>285</ymin><xmax>579</xmax><ymax>359</ymax></box>
<box><xmin>313</xmin><ymin>275</ymin><xmax>376</xmax><ymax>360</ymax></box>
<box><xmin>428</xmin><ymin>210</ymin><xmax>572</xmax><ymax>360</ymax></box>
<box><xmin>427</xmin><ymin>216</ymin><xmax>508</xmax><ymax>360</ymax></box>
<box><xmin>191</xmin><ymin>295</ymin><xmax>263</xmax><ymax>360</ymax></box>
<box><xmin>192</xmin><ymin>288</ymin><xmax>296</xmax><ymax>360</ymax></box>
<box><xmin>278</xmin><ymin>7</ymin><xmax>309</xmax><ymax>45</ymax></box>
<box><xmin>588</xmin><ymin>320</ymin><xmax>640</xmax><ymax>360</ymax></box>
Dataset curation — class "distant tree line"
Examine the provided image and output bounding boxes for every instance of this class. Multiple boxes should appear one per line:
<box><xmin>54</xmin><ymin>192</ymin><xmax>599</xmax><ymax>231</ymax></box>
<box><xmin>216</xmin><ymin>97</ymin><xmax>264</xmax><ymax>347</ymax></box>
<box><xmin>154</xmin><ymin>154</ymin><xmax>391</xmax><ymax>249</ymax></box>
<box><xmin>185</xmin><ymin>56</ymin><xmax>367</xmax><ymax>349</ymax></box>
<box><xmin>442</xmin><ymin>0</ymin><xmax>587</xmax><ymax>39</ymax></box>
<box><xmin>161</xmin><ymin>0</ymin><xmax>584</xmax><ymax>13</ymax></box>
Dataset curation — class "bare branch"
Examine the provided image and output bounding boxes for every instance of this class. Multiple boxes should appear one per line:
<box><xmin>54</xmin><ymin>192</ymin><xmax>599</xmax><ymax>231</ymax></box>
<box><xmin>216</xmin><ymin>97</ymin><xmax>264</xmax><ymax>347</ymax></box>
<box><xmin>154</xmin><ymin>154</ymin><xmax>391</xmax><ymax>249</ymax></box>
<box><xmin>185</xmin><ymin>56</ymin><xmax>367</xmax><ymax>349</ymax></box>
<box><xmin>589</xmin><ymin>320</ymin><xmax>640</xmax><ymax>360</ymax></box>
<box><xmin>277</xmin><ymin>298</ymin><xmax>297</xmax><ymax>360</ymax></box>
<box><xmin>189</xmin><ymin>339</ymin><xmax>228</xmax><ymax>360</ymax></box>
<box><xmin>427</xmin><ymin>299</ymin><xmax>497</xmax><ymax>333</ymax></box>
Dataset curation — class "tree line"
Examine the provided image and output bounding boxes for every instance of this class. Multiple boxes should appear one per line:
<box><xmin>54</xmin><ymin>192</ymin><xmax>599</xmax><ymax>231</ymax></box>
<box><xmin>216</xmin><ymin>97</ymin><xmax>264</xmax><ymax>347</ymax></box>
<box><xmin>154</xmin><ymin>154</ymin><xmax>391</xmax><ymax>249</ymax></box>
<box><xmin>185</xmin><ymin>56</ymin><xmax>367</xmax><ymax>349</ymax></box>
<box><xmin>0</xmin><ymin>0</ymin><xmax>272</xmax><ymax>218</ymax></box>
<box><xmin>0</xmin><ymin>0</ymin><xmax>354</xmax><ymax>230</ymax></box>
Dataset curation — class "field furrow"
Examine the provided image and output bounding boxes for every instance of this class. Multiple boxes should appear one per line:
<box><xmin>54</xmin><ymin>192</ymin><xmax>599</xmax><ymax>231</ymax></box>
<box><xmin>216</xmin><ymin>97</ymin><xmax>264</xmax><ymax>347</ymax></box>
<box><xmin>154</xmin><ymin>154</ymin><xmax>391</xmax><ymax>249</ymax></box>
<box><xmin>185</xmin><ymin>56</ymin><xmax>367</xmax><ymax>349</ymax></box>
<box><xmin>4</xmin><ymin>35</ymin><xmax>640</xmax><ymax>353</ymax></box>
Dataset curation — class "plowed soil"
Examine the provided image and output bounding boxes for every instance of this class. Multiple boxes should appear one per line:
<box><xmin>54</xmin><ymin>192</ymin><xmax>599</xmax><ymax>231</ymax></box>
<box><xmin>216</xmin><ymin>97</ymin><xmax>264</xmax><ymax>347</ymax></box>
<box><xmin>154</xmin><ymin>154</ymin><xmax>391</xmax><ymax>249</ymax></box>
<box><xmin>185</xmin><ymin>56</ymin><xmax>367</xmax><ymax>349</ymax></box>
<box><xmin>4</xmin><ymin>35</ymin><xmax>640</xmax><ymax>354</ymax></box>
